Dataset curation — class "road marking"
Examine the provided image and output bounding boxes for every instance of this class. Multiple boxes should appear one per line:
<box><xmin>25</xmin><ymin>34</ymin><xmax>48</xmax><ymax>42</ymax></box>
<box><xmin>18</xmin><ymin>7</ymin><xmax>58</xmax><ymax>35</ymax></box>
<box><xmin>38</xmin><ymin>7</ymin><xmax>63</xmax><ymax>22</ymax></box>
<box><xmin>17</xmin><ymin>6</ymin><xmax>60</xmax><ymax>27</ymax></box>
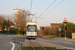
<box><xmin>10</xmin><ymin>42</ymin><xmax>15</xmax><ymax>50</ymax></box>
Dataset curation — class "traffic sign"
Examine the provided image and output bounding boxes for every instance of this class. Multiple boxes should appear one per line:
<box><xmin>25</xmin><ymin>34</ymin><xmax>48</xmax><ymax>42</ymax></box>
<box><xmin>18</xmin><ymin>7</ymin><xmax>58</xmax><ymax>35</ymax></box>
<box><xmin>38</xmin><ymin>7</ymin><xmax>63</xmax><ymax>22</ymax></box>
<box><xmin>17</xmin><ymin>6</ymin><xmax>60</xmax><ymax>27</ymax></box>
<box><xmin>7</xmin><ymin>27</ymin><xmax>9</xmax><ymax>31</ymax></box>
<box><xmin>58</xmin><ymin>27</ymin><xmax>61</xmax><ymax>31</ymax></box>
<box><xmin>63</xmin><ymin>18</ymin><xmax>67</xmax><ymax>23</ymax></box>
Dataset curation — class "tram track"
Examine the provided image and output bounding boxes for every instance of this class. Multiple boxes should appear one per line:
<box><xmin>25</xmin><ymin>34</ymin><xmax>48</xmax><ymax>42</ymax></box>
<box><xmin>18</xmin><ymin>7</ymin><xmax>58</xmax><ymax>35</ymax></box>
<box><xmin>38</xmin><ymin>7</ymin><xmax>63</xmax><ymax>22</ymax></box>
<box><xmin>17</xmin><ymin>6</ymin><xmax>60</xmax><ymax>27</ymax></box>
<box><xmin>29</xmin><ymin>40</ymin><xmax>35</xmax><ymax>50</ymax></box>
<box><xmin>29</xmin><ymin>39</ymin><xmax>46</xmax><ymax>50</ymax></box>
<box><xmin>25</xmin><ymin>37</ymin><xmax>74</xmax><ymax>50</ymax></box>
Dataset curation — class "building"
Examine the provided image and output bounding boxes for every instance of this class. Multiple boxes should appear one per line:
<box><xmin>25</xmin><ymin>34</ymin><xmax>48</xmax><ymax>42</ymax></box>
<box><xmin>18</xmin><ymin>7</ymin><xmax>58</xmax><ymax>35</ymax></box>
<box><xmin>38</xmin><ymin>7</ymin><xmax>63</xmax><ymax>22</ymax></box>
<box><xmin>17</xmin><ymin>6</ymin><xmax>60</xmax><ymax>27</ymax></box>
<box><xmin>9</xmin><ymin>20</ymin><xmax>16</xmax><ymax>28</ymax></box>
<box><xmin>51</xmin><ymin>23</ymin><xmax>61</xmax><ymax>27</ymax></box>
<box><xmin>40</xmin><ymin>26</ymin><xmax>44</xmax><ymax>30</ymax></box>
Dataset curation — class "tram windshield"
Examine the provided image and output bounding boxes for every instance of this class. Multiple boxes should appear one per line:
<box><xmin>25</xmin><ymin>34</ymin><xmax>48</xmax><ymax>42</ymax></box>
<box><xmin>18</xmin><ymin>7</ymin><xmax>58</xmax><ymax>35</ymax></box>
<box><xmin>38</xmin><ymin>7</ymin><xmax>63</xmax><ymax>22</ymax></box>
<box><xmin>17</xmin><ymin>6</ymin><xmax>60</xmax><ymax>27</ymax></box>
<box><xmin>27</xmin><ymin>26</ymin><xmax>36</xmax><ymax>32</ymax></box>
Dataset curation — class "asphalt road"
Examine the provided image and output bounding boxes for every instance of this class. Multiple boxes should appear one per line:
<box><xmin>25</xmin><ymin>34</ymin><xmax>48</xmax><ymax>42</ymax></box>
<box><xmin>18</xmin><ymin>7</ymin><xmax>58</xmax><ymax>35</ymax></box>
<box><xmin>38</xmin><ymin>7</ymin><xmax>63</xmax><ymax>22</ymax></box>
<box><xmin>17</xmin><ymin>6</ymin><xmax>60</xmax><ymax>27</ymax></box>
<box><xmin>0</xmin><ymin>34</ymin><xmax>75</xmax><ymax>50</ymax></box>
<box><xmin>0</xmin><ymin>34</ymin><xmax>25</xmax><ymax>50</ymax></box>
<box><xmin>36</xmin><ymin>37</ymin><xmax>75</xmax><ymax>50</ymax></box>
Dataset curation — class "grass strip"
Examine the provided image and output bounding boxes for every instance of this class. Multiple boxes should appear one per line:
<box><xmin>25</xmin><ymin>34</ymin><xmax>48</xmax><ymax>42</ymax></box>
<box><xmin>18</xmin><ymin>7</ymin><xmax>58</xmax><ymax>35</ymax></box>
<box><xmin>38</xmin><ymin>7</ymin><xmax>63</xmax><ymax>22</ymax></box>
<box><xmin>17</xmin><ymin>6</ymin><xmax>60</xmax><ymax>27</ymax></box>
<box><xmin>21</xmin><ymin>47</ymin><xmax>67</xmax><ymax>50</ymax></box>
<box><xmin>45</xmin><ymin>47</ymin><xmax>56</xmax><ymax>50</ymax></box>
<box><xmin>21</xmin><ymin>47</ymin><xmax>34</xmax><ymax>50</ymax></box>
<box><xmin>35</xmin><ymin>47</ymin><xmax>45</xmax><ymax>50</ymax></box>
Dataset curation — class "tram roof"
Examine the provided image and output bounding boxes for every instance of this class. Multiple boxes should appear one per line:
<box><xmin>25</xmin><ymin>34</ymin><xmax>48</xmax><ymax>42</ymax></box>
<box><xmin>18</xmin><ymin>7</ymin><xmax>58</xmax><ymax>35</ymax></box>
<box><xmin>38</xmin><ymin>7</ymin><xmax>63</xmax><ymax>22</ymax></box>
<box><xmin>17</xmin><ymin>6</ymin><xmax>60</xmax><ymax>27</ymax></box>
<box><xmin>27</xmin><ymin>22</ymin><xmax>36</xmax><ymax>25</ymax></box>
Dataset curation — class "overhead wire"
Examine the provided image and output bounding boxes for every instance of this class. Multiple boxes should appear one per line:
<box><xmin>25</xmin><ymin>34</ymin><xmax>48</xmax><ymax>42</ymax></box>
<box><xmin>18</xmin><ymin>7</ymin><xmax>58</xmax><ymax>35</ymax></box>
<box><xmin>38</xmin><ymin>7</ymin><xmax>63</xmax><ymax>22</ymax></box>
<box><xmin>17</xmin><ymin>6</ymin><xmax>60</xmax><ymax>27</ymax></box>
<box><xmin>31</xmin><ymin>1</ymin><xmax>34</xmax><ymax>21</ymax></box>
<box><xmin>38</xmin><ymin>0</ymin><xmax>56</xmax><ymax>18</ymax></box>
<box><xmin>30</xmin><ymin>0</ymin><xmax>33</xmax><ymax>13</ymax></box>
<box><xmin>39</xmin><ymin>0</ymin><xmax>64</xmax><ymax>19</ymax></box>
<box><xmin>29</xmin><ymin>0</ymin><xmax>33</xmax><ymax>21</ymax></box>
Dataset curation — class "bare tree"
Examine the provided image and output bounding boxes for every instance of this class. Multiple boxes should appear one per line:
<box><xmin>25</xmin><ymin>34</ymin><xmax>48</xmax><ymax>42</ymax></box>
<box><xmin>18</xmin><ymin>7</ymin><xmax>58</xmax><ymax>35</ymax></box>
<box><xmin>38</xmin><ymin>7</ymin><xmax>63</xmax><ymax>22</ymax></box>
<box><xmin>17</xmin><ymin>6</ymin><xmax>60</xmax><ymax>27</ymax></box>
<box><xmin>15</xmin><ymin>10</ymin><xmax>29</xmax><ymax>31</ymax></box>
<box><xmin>0</xmin><ymin>16</ymin><xmax>4</xmax><ymax>24</ymax></box>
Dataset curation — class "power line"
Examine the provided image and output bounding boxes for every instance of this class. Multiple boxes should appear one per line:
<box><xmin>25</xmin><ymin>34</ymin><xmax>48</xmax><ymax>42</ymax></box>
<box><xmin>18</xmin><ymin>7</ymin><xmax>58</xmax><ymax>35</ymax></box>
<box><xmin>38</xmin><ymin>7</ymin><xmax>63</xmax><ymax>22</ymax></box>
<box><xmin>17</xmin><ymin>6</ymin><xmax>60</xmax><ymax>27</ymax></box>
<box><xmin>30</xmin><ymin>0</ymin><xmax>35</xmax><ymax>22</ymax></box>
<box><xmin>30</xmin><ymin>0</ymin><xmax>33</xmax><ymax>13</ymax></box>
<box><xmin>38</xmin><ymin>0</ymin><xmax>56</xmax><ymax>18</ymax></box>
<box><xmin>29</xmin><ymin>0</ymin><xmax>33</xmax><ymax>22</ymax></box>
<box><xmin>39</xmin><ymin>0</ymin><xmax>64</xmax><ymax>19</ymax></box>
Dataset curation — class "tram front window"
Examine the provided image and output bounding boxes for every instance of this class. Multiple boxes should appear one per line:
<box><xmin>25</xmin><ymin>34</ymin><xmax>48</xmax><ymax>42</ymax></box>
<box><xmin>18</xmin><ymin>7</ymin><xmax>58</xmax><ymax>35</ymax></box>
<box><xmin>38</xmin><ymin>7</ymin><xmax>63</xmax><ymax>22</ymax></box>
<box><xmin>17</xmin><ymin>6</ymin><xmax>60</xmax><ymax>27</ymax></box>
<box><xmin>28</xmin><ymin>26</ymin><xmax>36</xmax><ymax>32</ymax></box>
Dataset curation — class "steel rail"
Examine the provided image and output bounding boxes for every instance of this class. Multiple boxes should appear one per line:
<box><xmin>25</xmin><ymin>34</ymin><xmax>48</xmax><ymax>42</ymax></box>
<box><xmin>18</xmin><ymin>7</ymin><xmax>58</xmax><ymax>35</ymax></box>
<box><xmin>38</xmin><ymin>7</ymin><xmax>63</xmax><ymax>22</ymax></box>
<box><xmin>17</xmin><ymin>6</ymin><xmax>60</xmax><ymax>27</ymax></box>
<box><xmin>36</xmin><ymin>41</ymin><xmax>46</xmax><ymax>50</ymax></box>
<box><xmin>29</xmin><ymin>40</ymin><xmax>35</xmax><ymax>50</ymax></box>
<box><xmin>29</xmin><ymin>39</ymin><xmax>46</xmax><ymax>50</ymax></box>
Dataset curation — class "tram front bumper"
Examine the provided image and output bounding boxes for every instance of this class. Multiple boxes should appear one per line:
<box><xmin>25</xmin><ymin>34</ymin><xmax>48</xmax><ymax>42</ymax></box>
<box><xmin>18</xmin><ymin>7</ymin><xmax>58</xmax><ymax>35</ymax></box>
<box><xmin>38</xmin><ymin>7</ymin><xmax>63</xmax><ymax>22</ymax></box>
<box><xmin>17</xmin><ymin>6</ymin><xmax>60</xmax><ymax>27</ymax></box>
<box><xmin>27</xmin><ymin>36</ymin><xmax>36</xmax><ymax>38</ymax></box>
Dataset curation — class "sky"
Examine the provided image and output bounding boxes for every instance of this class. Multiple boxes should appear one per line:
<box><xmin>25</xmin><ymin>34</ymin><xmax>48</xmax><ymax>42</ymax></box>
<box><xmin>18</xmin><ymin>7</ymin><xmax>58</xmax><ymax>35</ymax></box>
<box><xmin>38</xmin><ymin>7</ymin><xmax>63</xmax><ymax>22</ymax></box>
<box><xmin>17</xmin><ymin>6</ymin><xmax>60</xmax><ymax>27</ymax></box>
<box><xmin>0</xmin><ymin>0</ymin><xmax>75</xmax><ymax>29</ymax></box>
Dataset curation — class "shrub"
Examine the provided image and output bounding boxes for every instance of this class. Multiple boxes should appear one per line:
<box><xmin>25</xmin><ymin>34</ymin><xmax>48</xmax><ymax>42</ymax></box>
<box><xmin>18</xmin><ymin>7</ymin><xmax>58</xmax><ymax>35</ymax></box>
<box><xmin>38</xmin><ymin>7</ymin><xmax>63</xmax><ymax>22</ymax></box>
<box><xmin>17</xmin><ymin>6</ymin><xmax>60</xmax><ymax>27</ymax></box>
<box><xmin>43</xmin><ymin>26</ymin><xmax>58</xmax><ymax>35</ymax></box>
<box><xmin>9</xmin><ymin>28</ymin><xmax>18</xmax><ymax>34</ymax></box>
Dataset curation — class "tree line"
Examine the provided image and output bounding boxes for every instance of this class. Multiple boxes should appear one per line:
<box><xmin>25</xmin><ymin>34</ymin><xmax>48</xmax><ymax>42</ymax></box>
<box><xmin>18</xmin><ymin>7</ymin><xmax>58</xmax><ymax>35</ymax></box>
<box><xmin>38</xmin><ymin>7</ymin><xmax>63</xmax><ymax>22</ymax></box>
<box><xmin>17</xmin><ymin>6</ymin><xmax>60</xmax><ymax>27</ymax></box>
<box><xmin>0</xmin><ymin>9</ymin><xmax>30</xmax><ymax>34</ymax></box>
<box><xmin>38</xmin><ymin>22</ymin><xmax>75</xmax><ymax>38</ymax></box>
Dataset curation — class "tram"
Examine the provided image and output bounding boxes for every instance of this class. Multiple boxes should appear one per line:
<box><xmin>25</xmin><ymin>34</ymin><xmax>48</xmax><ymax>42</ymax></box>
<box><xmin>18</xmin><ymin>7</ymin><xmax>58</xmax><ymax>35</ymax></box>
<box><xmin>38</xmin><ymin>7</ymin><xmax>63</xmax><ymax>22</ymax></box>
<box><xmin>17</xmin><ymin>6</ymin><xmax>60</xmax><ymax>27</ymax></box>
<box><xmin>26</xmin><ymin>22</ymin><xmax>37</xmax><ymax>39</ymax></box>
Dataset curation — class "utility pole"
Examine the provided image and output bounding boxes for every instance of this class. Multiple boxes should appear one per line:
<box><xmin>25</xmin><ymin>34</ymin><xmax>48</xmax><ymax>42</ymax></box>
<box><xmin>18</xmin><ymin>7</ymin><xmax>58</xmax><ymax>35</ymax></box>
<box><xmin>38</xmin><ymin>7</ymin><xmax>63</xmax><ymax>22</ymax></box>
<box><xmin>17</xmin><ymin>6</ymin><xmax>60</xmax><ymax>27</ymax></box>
<box><xmin>28</xmin><ymin>14</ymin><xmax>34</xmax><ymax>22</ymax></box>
<box><xmin>35</xmin><ymin>13</ymin><xmax>37</xmax><ymax>23</ymax></box>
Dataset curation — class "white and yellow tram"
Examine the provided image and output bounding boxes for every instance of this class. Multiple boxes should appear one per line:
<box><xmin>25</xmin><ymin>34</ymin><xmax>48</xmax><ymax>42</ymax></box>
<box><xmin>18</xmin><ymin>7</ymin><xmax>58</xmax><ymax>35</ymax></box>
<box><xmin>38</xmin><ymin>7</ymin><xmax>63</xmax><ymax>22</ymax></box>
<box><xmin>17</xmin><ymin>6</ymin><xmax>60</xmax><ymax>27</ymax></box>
<box><xmin>26</xmin><ymin>22</ymin><xmax>37</xmax><ymax>39</ymax></box>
